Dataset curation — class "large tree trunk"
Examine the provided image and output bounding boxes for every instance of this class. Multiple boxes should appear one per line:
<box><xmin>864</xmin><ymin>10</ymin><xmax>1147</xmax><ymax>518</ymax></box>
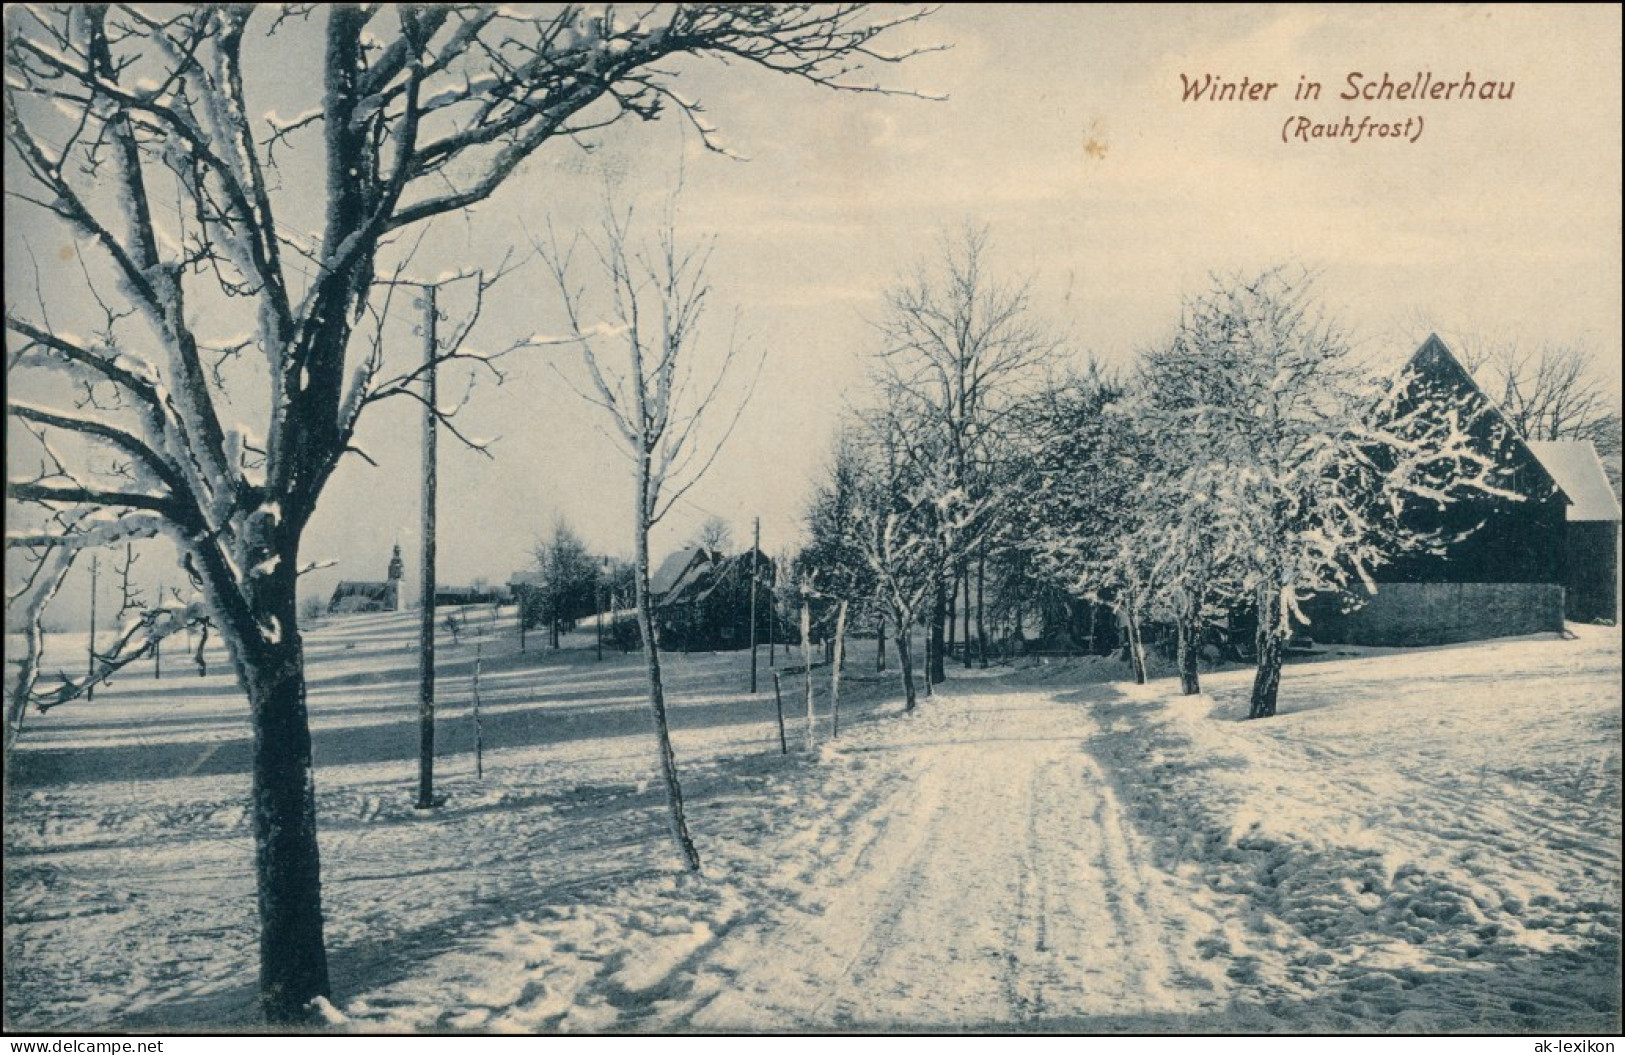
<box><xmin>944</xmin><ymin>574</ymin><xmax>957</xmax><ymax>664</ymax></box>
<box><xmin>1122</xmin><ymin>596</ymin><xmax>1149</xmax><ymax>685</ymax></box>
<box><xmin>801</xmin><ymin>602</ymin><xmax>815</xmax><ymax>750</ymax></box>
<box><xmin>216</xmin><ymin>559</ymin><xmax>330</xmax><ymax>1026</ymax></box>
<box><xmin>1248</xmin><ymin>586</ymin><xmax>1285</xmax><ymax>719</ymax></box>
<box><xmin>896</xmin><ymin>624</ymin><xmax>917</xmax><ymax>712</ymax></box>
<box><xmin>242</xmin><ymin>644</ymin><xmax>330</xmax><ymax>1024</ymax></box>
<box><xmin>922</xmin><ymin>615</ymin><xmax>934</xmax><ymax>698</ymax></box>
<box><xmin>633</xmin><ymin>509</ymin><xmax>701</xmax><ymax>870</ymax></box>
<box><xmin>1175</xmin><ymin>596</ymin><xmax>1202</xmax><ymax>696</ymax></box>
<box><xmin>831</xmin><ymin>600</ymin><xmax>847</xmax><ymax>737</ymax></box>
<box><xmin>975</xmin><ymin>548</ymin><xmax>987</xmax><ymax>669</ymax></box>
<box><xmin>960</xmin><ymin>560</ymin><xmax>972</xmax><ymax>668</ymax></box>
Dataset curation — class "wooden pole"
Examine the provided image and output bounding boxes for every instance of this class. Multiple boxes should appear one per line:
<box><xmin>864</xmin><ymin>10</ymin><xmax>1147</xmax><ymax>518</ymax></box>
<box><xmin>154</xmin><ymin>581</ymin><xmax>163</xmax><ymax>680</ymax></box>
<box><xmin>86</xmin><ymin>555</ymin><xmax>97</xmax><ymax>701</ymax></box>
<box><xmin>416</xmin><ymin>283</ymin><xmax>439</xmax><ymax>810</ymax></box>
<box><xmin>596</xmin><ymin>559</ymin><xmax>606</xmax><ymax>661</ymax></box>
<box><xmin>472</xmin><ymin>642</ymin><xmax>485</xmax><ymax>780</ymax></box>
<box><xmin>748</xmin><ymin>517</ymin><xmax>760</xmax><ymax>694</ymax></box>
<box><xmin>831</xmin><ymin>600</ymin><xmax>848</xmax><ymax>738</ymax></box>
<box><xmin>772</xmin><ymin>671</ymin><xmax>787</xmax><ymax>754</ymax></box>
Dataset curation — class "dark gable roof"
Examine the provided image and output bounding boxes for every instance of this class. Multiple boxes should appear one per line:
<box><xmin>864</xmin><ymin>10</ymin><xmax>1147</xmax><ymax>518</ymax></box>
<box><xmin>1402</xmin><ymin>334</ymin><xmax>1564</xmax><ymax>503</ymax></box>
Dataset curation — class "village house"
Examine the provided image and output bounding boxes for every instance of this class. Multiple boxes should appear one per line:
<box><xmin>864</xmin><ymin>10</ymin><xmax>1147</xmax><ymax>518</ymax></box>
<box><xmin>1306</xmin><ymin>335</ymin><xmax>1619</xmax><ymax>645</ymax></box>
<box><xmin>650</xmin><ymin>546</ymin><xmax>775</xmax><ymax>651</ymax></box>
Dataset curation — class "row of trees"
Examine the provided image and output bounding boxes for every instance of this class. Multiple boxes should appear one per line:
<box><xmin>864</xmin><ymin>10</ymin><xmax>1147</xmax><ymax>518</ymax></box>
<box><xmin>797</xmin><ymin>235</ymin><xmax>1608</xmax><ymax>720</ymax></box>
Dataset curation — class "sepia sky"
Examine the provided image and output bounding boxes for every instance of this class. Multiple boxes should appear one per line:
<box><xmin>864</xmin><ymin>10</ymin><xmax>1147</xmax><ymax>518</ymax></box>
<box><xmin>6</xmin><ymin>4</ymin><xmax>1622</xmax><ymax>617</ymax></box>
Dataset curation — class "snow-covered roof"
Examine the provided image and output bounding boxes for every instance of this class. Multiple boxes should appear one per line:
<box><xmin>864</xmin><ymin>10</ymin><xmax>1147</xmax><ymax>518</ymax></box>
<box><xmin>651</xmin><ymin>547</ymin><xmax>713</xmax><ymax>598</ymax></box>
<box><xmin>1527</xmin><ymin>441</ymin><xmax>1622</xmax><ymax>522</ymax></box>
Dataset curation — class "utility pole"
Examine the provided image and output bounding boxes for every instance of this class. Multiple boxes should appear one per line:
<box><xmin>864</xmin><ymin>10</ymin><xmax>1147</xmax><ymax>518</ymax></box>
<box><xmin>597</xmin><ymin>556</ymin><xmax>607</xmax><ymax>661</ymax></box>
<box><xmin>86</xmin><ymin>555</ymin><xmax>98</xmax><ymax>701</ymax></box>
<box><xmin>415</xmin><ymin>283</ymin><xmax>440</xmax><ymax>810</ymax></box>
<box><xmin>748</xmin><ymin>517</ymin><xmax>760</xmax><ymax>693</ymax></box>
<box><xmin>471</xmin><ymin>643</ymin><xmax>485</xmax><ymax>781</ymax></box>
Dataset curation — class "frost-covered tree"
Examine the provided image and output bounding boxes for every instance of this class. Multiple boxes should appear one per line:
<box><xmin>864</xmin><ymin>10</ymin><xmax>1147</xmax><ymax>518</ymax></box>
<box><xmin>1020</xmin><ymin>370</ymin><xmax>1161</xmax><ymax>683</ymax></box>
<box><xmin>1167</xmin><ymin>271</ymin><xmax>1512</xmax><ymax>719</ymax></box>
<box><xmin>843</xmin><ymin>414</ymin><xmax>953</xmax><ymax>711</ymax></box>
<box><xmin>3</xmin><ymin>4</ymin><xmax>933</xmax><ymax>1023</ymax></box>
<box><xmin>797</xmin><ymin>427</ymin><xmax>880</xmax><ymax>657</ymax></box>
<box><xmin>1114</xmin><ymin>341</ymin><xmax>1255</xmax><ymax>696</ymax></box>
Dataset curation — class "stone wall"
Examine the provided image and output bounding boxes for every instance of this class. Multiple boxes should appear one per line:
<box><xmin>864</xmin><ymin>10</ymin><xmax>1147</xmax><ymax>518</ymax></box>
<box><xmin>1304</xmin><ymin>582</ymin><xmax>1565</xmax><ymax>647</ymax></box>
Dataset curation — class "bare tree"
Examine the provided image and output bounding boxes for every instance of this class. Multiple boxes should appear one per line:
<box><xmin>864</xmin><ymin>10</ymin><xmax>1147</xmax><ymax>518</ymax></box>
<box><xmin>535</xmin><ymin>204</ymin><xmax>763</xmax><ymax>872</ymax></box>
<box><xmin>870</xmin><ymin>226</ymin><xmax>1057</xmax><ymax>683</ymax></box>
<box><xmin>1460</xmin><ymin>341</ymin><xmax>1621</xmax><ymax>449</ymax></box>
<box><xmin>4</xmin><ymin>4</ymin><xmax>933</xmax><ymax>1023</ymax></box>
<box><xmin>1460</xmin><ymin>340</ymin><xmax>1623</xmax><ymax>496</ymax></box>
<box><xmin>690</xmin><ymin>514</ymin><xmax>734</xmax><ymax>554</ymax></box>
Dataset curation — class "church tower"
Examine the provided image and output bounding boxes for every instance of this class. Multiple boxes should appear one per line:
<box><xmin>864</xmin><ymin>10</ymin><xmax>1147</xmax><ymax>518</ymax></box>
<box><xmin>387</xmin><ymin>543</ymin><xmax>404</xmax><ymax>611</ymax></box>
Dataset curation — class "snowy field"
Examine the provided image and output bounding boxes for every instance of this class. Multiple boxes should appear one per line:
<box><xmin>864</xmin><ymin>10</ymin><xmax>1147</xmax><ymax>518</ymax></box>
<box><xmin>4</xmin><ymin>610</ymin><xmax>1619</xmax><ymax>1033</ymax></box>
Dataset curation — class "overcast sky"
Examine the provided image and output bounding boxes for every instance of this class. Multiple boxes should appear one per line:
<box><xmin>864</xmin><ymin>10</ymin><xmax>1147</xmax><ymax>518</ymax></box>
<box><xmin>8</xmin><ymin>4</ymin><xmax>1622</xmax><ymax>619</ymax></box>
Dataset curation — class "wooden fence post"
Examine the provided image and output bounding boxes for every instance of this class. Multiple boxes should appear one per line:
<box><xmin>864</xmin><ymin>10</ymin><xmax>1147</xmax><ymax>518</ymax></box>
<box><xmin>471</xmin><ymin>642</ymin><xmax>485</xmax><ymax>780</ymax></box>
<box><xmin>772</xmin><ymin>672</ymin><xmax>787</xmax><ymax>755</ymax></box>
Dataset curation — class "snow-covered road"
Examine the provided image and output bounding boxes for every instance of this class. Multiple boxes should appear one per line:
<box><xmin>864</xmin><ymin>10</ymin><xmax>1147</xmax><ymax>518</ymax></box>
<box><xmin>685</xmin><ymin>684</ymin><xmax>1227</xmax><ymax>1030</ymax></box>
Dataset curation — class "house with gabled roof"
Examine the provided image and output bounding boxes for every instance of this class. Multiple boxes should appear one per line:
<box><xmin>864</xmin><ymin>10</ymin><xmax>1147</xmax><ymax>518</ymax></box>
<box><xmin>1306</xmin><ymin>335</ymin><xmax>1611</xmax><ymax>645</ymax></box>
<box><xmin>650</xmin><ymin>546</ymin><xmax>775</xmax><ymax>650</ymax></box>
